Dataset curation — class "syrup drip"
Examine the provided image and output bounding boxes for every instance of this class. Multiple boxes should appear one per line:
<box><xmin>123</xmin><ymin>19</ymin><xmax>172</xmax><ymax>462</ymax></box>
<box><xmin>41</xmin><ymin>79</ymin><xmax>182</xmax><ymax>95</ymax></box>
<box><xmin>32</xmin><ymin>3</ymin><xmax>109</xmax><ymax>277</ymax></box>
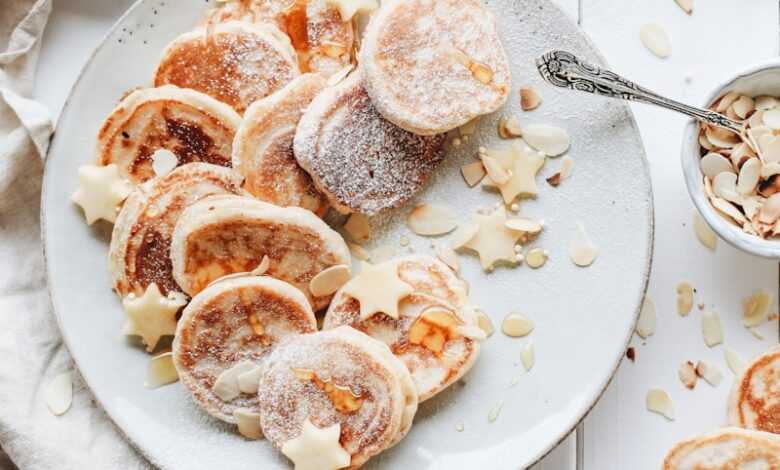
<box><xmin>292</xmin><ymin>368</ymin><xmax>365</xmax><ymax>413</ymax></box>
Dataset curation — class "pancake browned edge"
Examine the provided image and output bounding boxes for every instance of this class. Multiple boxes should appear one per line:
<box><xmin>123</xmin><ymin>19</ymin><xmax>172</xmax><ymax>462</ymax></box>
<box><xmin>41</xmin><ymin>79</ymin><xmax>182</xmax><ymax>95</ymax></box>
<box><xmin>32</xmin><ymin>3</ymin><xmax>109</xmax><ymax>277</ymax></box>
<box><xmin>728</xmin><ymin>345</ymin><xmax>780</xmax><ymax>433</ymax></box>
<box><xmin>258</xmin><ymin>326</ymin><xmax>418</xmax><ymax>469</ymax></box>
<box><xmin>360</xmin><ymin>0</ymin><xmax>511</xmax><ymax>135</ymax></box>
<box><xmin>204</xmin><ymin>0</ymin><xmax>355</xmax><ymax>76</ymax></box>
<box><xmin>323</xmin><ymin>255</ymin><xmax>480</xmax><ymax>401</ymax></box>
<box><xmin>170</xmin><ymin>194</ymin><xmax>350</xmax><ymax>310</ymax></box>
<box><xmin>293</xmin><ymin>71</ymin><xmax>446</xmax><ymax>215</ymax></box>
<box><xmin>662</xmin><ymin>427</ymin><xmax>780</xmax><ymax>469</ymax></box>
<box><xmin>232</xmin><ymin>73</ymin><xmax>329</xmax><ymax>216</ymax></box>
<box><xmin>97</xmin><ymin>85</ymin><xmax>242</xmax><ymax>184</ymax></box>
<box><xmin>109</xmin><ymin>163</ymin><xmax>246</xmax><ymax>298</ymax></box>
<box><xmin>173</xmin><ymin>275</ymin><xmax>317</xmax><ymax>423</ymax></box>
<box><xmin>154</xmin><ymin>21</ymin><xmax>300</xmax><ymax>114</ymax></box>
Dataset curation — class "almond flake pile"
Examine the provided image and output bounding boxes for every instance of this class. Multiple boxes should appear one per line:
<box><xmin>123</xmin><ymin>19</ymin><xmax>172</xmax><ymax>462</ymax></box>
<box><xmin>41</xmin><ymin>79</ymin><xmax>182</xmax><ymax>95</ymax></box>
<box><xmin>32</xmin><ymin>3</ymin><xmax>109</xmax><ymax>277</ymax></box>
<box><xmin>698</xmin><ymin>92</ymin><xmax>780</xmax><ymax>239</ymax></box>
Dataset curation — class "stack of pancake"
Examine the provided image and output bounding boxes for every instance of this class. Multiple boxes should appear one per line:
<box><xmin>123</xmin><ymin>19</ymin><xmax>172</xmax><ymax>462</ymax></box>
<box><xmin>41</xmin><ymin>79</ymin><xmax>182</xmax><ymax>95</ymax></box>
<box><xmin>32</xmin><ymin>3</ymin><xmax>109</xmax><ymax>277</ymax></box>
<box><xmin>75</xmin><ymin>0</ymin><xmax>513</xmax><ymax>468</ymax></box>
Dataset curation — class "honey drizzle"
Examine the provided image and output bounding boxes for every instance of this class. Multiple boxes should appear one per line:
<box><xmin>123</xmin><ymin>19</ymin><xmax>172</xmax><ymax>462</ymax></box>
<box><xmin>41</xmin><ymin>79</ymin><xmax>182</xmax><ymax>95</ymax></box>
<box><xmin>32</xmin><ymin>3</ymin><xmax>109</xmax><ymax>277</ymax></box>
<box><xmin>292</xmin><ymin>368</ymin><xmax>365</xmax><ymax>413</ymax></box>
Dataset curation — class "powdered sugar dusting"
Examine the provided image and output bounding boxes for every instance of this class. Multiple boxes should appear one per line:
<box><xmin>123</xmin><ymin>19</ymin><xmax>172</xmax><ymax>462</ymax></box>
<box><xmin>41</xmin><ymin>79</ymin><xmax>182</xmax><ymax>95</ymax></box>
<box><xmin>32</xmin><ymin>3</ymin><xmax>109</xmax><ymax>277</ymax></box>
<box><xmin>294</xmin><ymin>72</ymin><xmax>446</xmax><ymax>215</ymax></box>
<box><xmin>361</xmin><ymin>0</ymin><xmax>510</xmax><ymax>134</ymax></box>
<box><xmin>155</xmin><ymin>22</ymin><xmax>299</xmax><ymax>113</ymax></box>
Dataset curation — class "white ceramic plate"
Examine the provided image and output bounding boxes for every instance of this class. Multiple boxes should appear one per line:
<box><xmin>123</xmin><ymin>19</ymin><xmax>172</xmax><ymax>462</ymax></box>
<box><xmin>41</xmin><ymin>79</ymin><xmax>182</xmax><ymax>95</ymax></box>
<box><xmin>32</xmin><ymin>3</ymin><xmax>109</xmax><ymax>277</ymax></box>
<box><xmin>42</xmin><ymin>0</ymin><xmax>653</xmax><ymax>468</ymax></box>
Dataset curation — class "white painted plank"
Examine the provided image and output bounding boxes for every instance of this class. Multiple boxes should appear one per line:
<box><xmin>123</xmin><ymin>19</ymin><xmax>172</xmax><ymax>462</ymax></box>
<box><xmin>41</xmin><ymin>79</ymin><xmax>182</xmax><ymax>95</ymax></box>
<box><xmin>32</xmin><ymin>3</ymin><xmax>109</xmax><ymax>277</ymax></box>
<box><xmin>579</xmin><ymin>1</ymin><xmax>779</xmax><ymax>469</ymax></box>
<box><xmin>530</xmin><ymin>433</ymin><xmax>577</xmax><ymax>470</ymax></box>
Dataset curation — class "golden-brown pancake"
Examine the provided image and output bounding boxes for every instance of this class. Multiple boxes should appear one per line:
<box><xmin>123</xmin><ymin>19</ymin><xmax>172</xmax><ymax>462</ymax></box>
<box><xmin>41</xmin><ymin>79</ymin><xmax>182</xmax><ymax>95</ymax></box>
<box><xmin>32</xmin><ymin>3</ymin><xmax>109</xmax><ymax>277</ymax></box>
<box><xmin>109</xmin><ymin>163</ymin><xmax>246</xmax><ymax>298</ymax></box>
<box><xmin>154</xmin><ymin>21</ymin><xmax>300</xmax><ymax>114</ymax></box>
<box><xmin>323</xmin><ymin>255</ymin><xmax>481</xmax><ymax>401</ymax></box>
<box><xmin>662</xmin><ymin>427</ymin><xmax>780</xmax><ymax>470</ymax></box>
<box><xmin>293</xmin><ymin>72</ymin><xmax>446</xmax><ymax>215</ymax></box>
<box><xmin>173</xmin><ymin>275</ymin><xmax>317</xmax><ymax>423</ymax></box>
<box><xmin>97</xmin><ymin>86</ymin><xmax>241</xmax><ymax>184</ymax></box>
<box><xmin>728</xmin><ymin>346</ymin><xmax>780</xmax><ymax>433</ymax></box>
<box><xmin>360</xmin><ymin>0</ymin><xmax>511</xmax><ymax>135</ymax></box>
<box><xmin>232</xmin><ymin>73</ymin><xmax>328</xmax><ymax>216</ymax></box>
<box><xmin>170</xmin><ymin>194</ymin><xmax>350</xmax><ymax>310</ymax></box>
<box><xmin>205</xmin><ymin>0</ymin><xmax>355</xmax><ymax>76</ymax></box>
<box><xmin>258</xmin><ymin>326</ymin><xmax>418</xmax><ymax>469</ymax></box>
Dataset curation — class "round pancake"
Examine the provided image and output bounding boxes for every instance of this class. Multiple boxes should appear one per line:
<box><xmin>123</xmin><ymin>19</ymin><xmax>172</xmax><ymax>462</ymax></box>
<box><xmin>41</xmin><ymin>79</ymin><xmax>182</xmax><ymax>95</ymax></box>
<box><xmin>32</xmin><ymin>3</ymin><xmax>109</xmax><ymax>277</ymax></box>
<box><xmin>97</xmin><ymin>85</ymin><xmax>241</xmax><ymax>184</ymax></box>
<box><xmin>109</xmin><ymin>163</ymin><xmax>246</xmax><ymax>298</ymax></box>
<box><xmin>323</xmin><ymin>255</ymin><xmax>479</xmax><ymax>401</ymax></box>
<box><xmin>728</xmin><ymin>346</ymin><xmax>780</xmax><ymax>433</ymax></box>
<box><xmin>360</xmin><ymin>0</ymin><xmax>511</xmax><ymax>135</ymax></box>
<box><xmin>258</xmin><ymin>326</ymin><xmax>418</xmax><ymax>469</ymax></box>
<box><xmin>205</xmin><ymin>0</ymin><xmax>354</xmax><ymax>76</ymax></box>
<box><xmin>293</xmin><ymin>72</ymin><xmax>446</xmax><ymax>215</ymax></box>
<box><xmin>662</xmin><ymin>427</ymin><xmax>780</xmax><ymax>470</ymax></box>
<box><xmin>154</xmin><ymin>21</ymin><xmax>300</xmax><ymax>114</ymax></box>
<box><xmin>173</xmin><ymin>275</ymin><xmax>317</xmax><ymax>423</ymax></box>
<box><xmin>170</xmin><ymin>194</ymin><xmax>350</xmax><ymax>310</ymax></box>
<box><xmin>232</xmin><ymin>73</ymin><xmax>329</xmax><ymax>216</ymax></box>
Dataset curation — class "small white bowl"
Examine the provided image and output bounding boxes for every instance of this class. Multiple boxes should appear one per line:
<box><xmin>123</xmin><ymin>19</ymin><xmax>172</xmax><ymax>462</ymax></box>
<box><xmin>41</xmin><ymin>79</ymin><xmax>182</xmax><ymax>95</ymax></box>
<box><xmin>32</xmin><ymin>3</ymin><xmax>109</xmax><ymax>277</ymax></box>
<box><xmin>682</xmin><ymin>58</ymin><xmax>780</xmax><ymax>259</ymax></box>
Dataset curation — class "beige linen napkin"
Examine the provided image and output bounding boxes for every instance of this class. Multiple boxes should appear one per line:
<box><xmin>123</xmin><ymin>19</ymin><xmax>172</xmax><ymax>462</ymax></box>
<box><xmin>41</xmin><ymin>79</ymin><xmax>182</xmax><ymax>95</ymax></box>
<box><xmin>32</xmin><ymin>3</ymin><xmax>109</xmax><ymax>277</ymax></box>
<box><xmin>0</xmin><ymin>1</ymin><xmax>149</xmax><ymax>468</ymax></box>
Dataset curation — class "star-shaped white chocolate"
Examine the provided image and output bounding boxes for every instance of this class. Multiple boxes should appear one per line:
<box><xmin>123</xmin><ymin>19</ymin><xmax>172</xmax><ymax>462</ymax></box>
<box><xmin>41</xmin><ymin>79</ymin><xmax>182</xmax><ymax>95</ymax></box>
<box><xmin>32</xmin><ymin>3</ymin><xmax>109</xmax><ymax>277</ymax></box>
<box><xmin>483</xmin><ymin>141</ymin><xmax>546</xmax><ymax>204</ymax></box>
<box><xmin>123</xmin><ymin>283</ymin><xmax>187</xmax><ymax>352</ymax></box>
<box><xmin>281</xmin><ymin>419</ymin><xmax>351</xmax><ymax>470</ymax></box>
<box><xmin>71</xmin><ymin>163</ymin><xmax>132</xmax><ymax>225</ymax></box>
<box><xmin>341</xmin><ymin>261</ymin><xmax>414</xmax><ymax>321</ymax></box>
<box><xmin>327</xmin><ymin>0</ymin><xmax>378</xmax><ymax>21</ymax></box>
<box><xmin>462</xmin><ymin>206</ymin><xmax>524</xmax><ymax>271</ymax></box>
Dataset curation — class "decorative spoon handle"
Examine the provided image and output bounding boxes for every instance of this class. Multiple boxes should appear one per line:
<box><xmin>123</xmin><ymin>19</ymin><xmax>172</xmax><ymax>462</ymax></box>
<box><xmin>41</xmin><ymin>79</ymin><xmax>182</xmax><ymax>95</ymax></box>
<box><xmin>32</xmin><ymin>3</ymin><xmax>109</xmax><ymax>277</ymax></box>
<box><xmin>535</xmin><ymin>50</ymin><xmax>743</xmax><ymax>135</ymax></box>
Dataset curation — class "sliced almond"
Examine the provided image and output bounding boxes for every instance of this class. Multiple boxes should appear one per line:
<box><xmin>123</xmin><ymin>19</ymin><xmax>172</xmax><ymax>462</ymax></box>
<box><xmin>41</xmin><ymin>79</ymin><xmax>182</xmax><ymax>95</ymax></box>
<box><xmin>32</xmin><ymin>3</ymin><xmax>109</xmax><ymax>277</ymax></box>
<box><xmin>759</xmin><ymin>193</ymin><xmax>780</xmax><ymax>224</ymax></box>
<box><xmin>701</xmin><ymin>311</ymin><xmax>723</xmax><ymax>347</ymax></box>
<box><xmin>145</xmin><ymin>352</ymin><xmax>179</xmax><ymax>389</ymax></box>
<box><xmin>498</xmin><ymin>116</ymin><xmax>523</xmax><ymax>139</ymax></box>
<box><xmin>151</xmin><ymin>149</ymin><xmax>178</xmax><ymax>177</ymax></box>
<box><xmin>748</xmin><ymin>110</ymin><xmax>766</xmax><ymax>129</ymax></box>
<box><xmin>710</xmin><ymin>196</ymin><xmax>747</xmax><ymax>225</ymax></box>
<box><xmin>435</xmin><ymin>244</ymin><xmax>460</xmax><ymax>272</ymax></box>
<box><xmin>763</xmin><ymin>109</ymin><xmax>780</xmax><ymax>129</ymax></box>
<box><xmin>636</xmin><ymin>297</ymin><xmax>656</xmax><ymax>339</ymax></box>
<box><xmin>693</xmin><ymin>211</ymin><xmax>717</xmax><ymax>250</ymax></box>
<box><xmin>520</xmin><ymin>341</ymin><xmax>535</xmax><ymax>371</ymax></box>
<box><xmin>505</xmin><ymin>217</ymin><xmax>543</xmax><ymax>234</ymax></box>
<box><xmin>233</xmin><ymin>409</ymin><xmax>263</xmax><ymax>439</ymax></box>
<box><xmin>473</xmin><ymin>308</ymin><xmax>495</xmax><ymax>337</ymax></box>
<box><xmin>251</xmin><ymin>255</ymin><xmax>270</xmax><ymax>276</ymax></box>
<box><xmin>344</xmin><ymin>213</ymin><xmax>370</xmax><ymax>243</ymax></box>
<box><xmin>716</xmin><ymin>92</ymin><xmax>740</xmax><ymax>113</ymax></box>
<box><xmin>700</xmin><ymin>153</ymin><xmax>735</xmax><ymax>179</ymax></box>
<box><xmin>640</xmin><ymin>24</ymin><xmax>671</xmax><ymax>58</ymax></box>
<box><xmin>45</xmin><ymin>371</ymin><xmax>73</xmax><ymax>416</ymax></box>
<box><xmin>502</xmin><ymin>312</ymin><xmax>534</xmax><ymax>337</ymax></box>
<box><xmin>407</xmin><ymin>203</ymin><xmax>458</xmax><ymax>236</ymax></box>
<box><xmin>676</xmin><ymin>281</ymin><xmax>694</xmax><ymax>316</ymax></box>
<box><xmin>461</xmin><ymin>161</ymin><xmax>486</xmax><ymax>187</ymax></box>
<box><xmin>568</xmin><ymin>223</ymin><xmax>598</xmax><ymax>267</ymax></box>
<box><xmin>213</xmin><ymin>361</ymin><xmax>255</xmax><ymax>402</ymax></box>
<box><xmin>695</xmin><ymin>360</ymin><xmax>722</xmax><ymax>387</ymax></box>
<box><xmin>724</xmin><ymin>347</ymin><xmax>746</xmax><ymax>375</ymax></box>
<box><xmin>706</xmin><ymin>126</ymin><xmax>740</xmax><ymax>149</ymax></box>
<box><xmin>699</xmin><ymin>132</ymin><xmax>714</xmax><ymax>151</ymax></box>
<box><xmin>678</xmin><ymin>361</ymin><xmax>697</xmax><ymax>389</ymax></box>
<box><xmin>761</xmin><ymin>162</ymin><xmax>780</xmax><ymax>178</ymax></box>
<box><xmin>742</xmin><ymin>289</ymin><xmax>772</xmax><ymax>327</ymax></box>
<box><xmin>646</xmin><ymin>388</ymin><xmax>675</xmax><ymax>420</ymax></box>
<box><xmin>481</xmin><ymin>154</ymin><xmax>512</xmax><ymax>185</ymax></box>
<box><xmin>712</xmin><ymin>172</ymin><xmax>740</xmax><ymax>203</ymax></box>
<box><xmin>732</xmin><ymin>96</ymin><xmax>755</xmax><ymax>119</ymax></box>
<box><xmin>522</xmin><ymin>124</ymin><xmax>570</xmax><ymax>156</ymax></box>
<box><xmin>730</xmin><ymin>142</ymin><xmax>756</xmax><ymax>170</ymax></box>
<box><xmin>348</xmin><ymin>242</ymin><xmax>370</xmax><ymax>261</ymax></box>
<box><xmin>559</xmin><ymin>155</ymin><xmax>573</xmax><ymax>179</ymax></box>
<box><xmin>310</xmin><ymin>264</ymin><xmax>351</xmax><ymax>297</ymax></box>
<box><xmin>674</xmin><ymin>0</ymin><xmax>693</xmax><ymax>14</ymax></box>
<box><xmin>237</xmin><ymin>366</ymin><xmax>265</xmax><ymax>395</ymax></box>
<box><xmin>737</xmin><ymin>157</ymin><xmax>761</xmax><ymax>195</ymax></box>
<box><xmin>756</xmin><ymin>95</ymin><xmax>779</xmax><ymax>111</ymax></box>
<box><xmin>520</xmin><ymin>87</ymin><xmax>542</xmax><ymax>111</ymax></box>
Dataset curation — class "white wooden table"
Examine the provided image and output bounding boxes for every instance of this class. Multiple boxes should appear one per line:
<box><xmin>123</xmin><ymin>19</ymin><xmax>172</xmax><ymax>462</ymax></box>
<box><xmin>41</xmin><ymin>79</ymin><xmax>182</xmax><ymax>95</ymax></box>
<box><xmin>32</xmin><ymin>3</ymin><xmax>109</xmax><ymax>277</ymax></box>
<box><xmin>32</xmin><ymin>1</ymin><xmax>780</xmax><ymax>469</ymax></box>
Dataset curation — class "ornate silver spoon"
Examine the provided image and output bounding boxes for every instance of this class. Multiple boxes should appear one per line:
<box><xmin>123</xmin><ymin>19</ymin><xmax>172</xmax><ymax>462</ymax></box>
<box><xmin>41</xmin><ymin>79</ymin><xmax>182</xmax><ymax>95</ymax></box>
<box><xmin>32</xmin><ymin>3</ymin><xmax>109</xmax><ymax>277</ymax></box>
<box><xmin>535</xmin><ymin>50</ymin><xmax>754</xmax><ymax>149</ymax></box>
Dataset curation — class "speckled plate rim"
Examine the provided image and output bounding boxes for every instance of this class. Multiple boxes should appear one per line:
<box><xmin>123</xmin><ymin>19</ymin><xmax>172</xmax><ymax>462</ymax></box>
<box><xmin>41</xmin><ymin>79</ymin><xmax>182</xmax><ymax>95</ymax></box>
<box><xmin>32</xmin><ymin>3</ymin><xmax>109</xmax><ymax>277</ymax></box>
<box><xmin>40</xmin><ymin>1</ymin><xmax>655</xmax><ymax>468</ymax></box>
